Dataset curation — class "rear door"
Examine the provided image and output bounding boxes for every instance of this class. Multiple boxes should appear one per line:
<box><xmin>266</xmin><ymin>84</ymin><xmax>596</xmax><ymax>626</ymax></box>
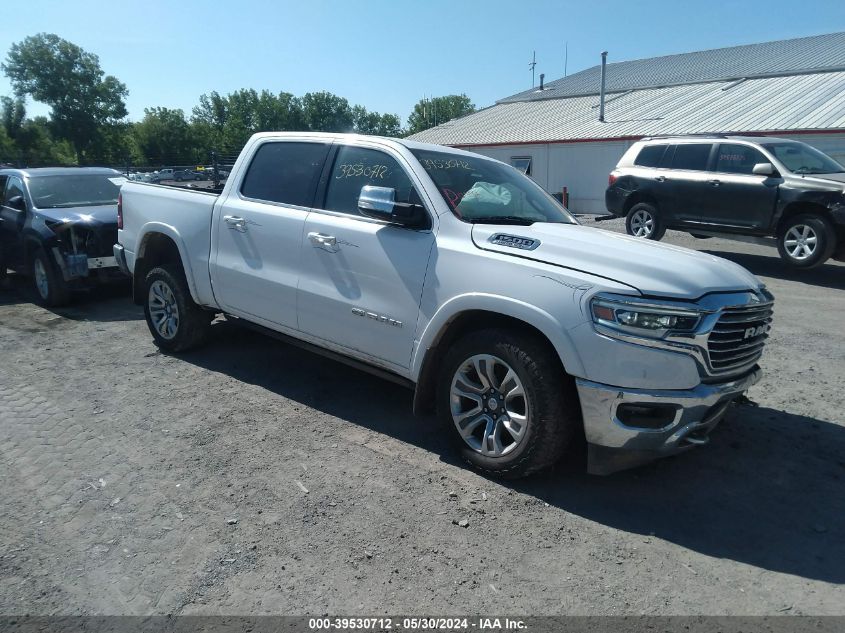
<box><xmin>703</xmin><ymin>143</ymin><xmax>780</xmax><ymax>231</ymax></box>
<box><xmin>663</xmin><ymin>143</ymin><xmax>716</xmax><ymax>224</ymax></box>
<box><xmin>211</xmin><ymin>139</ymin><xmax>331</xmax><ymax>330</ymax></box>
<box><xmin>297</xmin><ymin>142</ymin><xmax>435</xmax><ymax>370</ymax></box>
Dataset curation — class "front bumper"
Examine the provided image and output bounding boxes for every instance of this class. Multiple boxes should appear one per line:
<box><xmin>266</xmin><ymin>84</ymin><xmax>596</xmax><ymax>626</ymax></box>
<box><xmin>576</xmin><ymin>366</ymin><xmax>761</xmax><ymax>475</ymax></box>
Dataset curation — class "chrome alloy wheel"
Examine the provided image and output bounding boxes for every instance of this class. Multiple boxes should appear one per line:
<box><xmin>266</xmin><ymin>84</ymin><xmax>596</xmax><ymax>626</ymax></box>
<box><xmin>630</xmin><ymin>209</ymin><xmax>655</xmax><ymax>237</ymax></box>
<box><xmin>449</xmin><ymin>354</ymin><xmax>529</xmax><ymax>458</ymax></box>
<box><xmin>784</xmin><ymin>224</ymin><xmax>818</xmax><ymax>261</ymax></box>
<box><xmin>33</xmin><ymin>257</ymin><xmax>50</xmax><ymax>300</ymax></box>
<box><xmin>148</xmin><ymin>280</ymin><xmax>180</xmax><ymax>340</ymax></box>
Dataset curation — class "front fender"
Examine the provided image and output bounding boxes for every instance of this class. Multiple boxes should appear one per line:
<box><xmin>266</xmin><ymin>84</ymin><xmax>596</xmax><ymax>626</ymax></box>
<box><xmin>410</xmin><ymin>293</ymin><xmax>586</xmax><ymax>382</ymax></box>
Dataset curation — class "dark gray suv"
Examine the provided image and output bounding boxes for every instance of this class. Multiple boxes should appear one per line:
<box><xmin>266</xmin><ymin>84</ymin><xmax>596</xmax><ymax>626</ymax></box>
<box><xmin>605</xmin><ymin>135</ymin><xmax>845</xmax><ymax>268</ymax></box>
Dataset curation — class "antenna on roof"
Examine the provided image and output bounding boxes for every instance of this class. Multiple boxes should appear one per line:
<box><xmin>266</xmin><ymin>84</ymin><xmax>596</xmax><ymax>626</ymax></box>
<box><xmin>529</xmin><ymin>51</ymin><xmax>537</xmax><ymax>88</ymax></box>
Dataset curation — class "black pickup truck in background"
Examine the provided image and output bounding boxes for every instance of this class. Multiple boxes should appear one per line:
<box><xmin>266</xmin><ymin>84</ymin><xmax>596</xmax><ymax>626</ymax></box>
<box><xmin>605</xmin><ymin>135</ymin><xmax>845</xmax><ymax>268</ymax></box>
<box><xmin>0</xmin><ymin>167</ymin><xmax>128</xmax><ymax>306</ymax></box>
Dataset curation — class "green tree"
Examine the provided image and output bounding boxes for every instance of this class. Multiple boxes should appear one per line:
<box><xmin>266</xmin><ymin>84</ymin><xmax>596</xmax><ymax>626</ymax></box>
<box><xmin>134</xmin><ymin>107</ymin><xmax>199</xmax><ymax>166</ymax></box>
<box><xmin>2</xmin><ymin>33</ymin><xmax>128</xmax><ymax>163</ymax></box>
<box><xmin>301</xmin><ymin>91</ymin><xmax>353</xmax><ymax>132</ymax></box>
<box><xmin>0</xmin><ymin>97</ymin><xmax>74</xmax><ymax>165</ymax></box>
<box><xmin>352</xmin><ymin>105</ymin><xmax>402</xmax><ymax>137</ymax></box>
<box><xmin>406</xmin><ymin>94</ymin><xmax>475</xmax><ymax>135</ymax></box>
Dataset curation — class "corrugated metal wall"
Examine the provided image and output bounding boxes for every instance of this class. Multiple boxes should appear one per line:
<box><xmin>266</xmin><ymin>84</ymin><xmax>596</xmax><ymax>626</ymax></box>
<box><xmin>466</xmin><ymin>133</ymin><xmax>845</xmax><ymax>214</ymax></box>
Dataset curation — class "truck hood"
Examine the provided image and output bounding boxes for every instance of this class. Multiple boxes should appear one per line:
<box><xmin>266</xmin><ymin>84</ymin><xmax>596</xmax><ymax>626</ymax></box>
<box><xmin>33</xmin><ymin>204</ymin><xmax>118</xmax><ymax>226</ymax></box>
<box><xmin>471</xmin><ymin>223</ymin><xmax>762</xmax><ymax>299</ymax></box>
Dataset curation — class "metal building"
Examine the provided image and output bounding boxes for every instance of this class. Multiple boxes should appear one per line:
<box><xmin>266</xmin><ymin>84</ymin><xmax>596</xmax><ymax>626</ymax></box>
<box><xmin>409</xmin><ymin>32</ymin><xmax>845</xmax><ymax>214</ymax></box>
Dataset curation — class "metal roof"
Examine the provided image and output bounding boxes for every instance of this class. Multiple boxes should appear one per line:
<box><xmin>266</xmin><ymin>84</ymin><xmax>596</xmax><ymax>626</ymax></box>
<box><xmin>409</xmin><ymin>71</ymin><xmax>845</xmax><ymax>146</ymax></box>
<box><xmin>500</xmin><ymin>31</ymin><xmax>845</xmax><ymax>103</ymax></box>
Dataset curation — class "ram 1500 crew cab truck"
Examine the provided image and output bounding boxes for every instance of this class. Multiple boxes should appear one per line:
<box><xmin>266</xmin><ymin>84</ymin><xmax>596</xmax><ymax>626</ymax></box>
<box><xmin>115</xmin><ymin>132</ymin><xmax>773</xmax><ymax>477</ymax></box>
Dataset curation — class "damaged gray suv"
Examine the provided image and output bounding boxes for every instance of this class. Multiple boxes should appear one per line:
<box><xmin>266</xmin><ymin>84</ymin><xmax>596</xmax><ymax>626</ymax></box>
<box><xmin>0</xmin><ymin>167</ymin><xmax>128</xmax><ymax>306</ymax></box>
<box><xmin>606</xmin><ymin>135</ymin><xmax>845</xmax><ymax>268</ymax></box>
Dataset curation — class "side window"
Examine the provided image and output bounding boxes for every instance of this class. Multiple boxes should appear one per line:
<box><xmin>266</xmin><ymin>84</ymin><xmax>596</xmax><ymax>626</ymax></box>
<box><xmin>634</xmin><ymin>144</ymin><xmax>668</xmax><ymax>167</ymax></box>
<box><xmin>324</xmin><ymin>145</ymin><xmax>418</xmax><ymax>216</ymax></box>
<box><xmin>4</xmin><ymin>177</ymin><xmax>24</xmax><ymax>205</ymax></box>
<box><xmin>510</xmin><ymin>157</ymin><xmax>532</xmax><ymax>175</ymax></box>
<box><xmin>240</xmin><ymin>141</ymin><xmax>330</xmax><ymax>207</ymax></box>
<box><xmin>715</xmin><ymin>144</ymin><xmax>767</xmax><ymax>175</ymax></box>
<box><xmin>671</xmin><ymin>144</ymin><xmax>713</xmax><ymax>171</ymax></box>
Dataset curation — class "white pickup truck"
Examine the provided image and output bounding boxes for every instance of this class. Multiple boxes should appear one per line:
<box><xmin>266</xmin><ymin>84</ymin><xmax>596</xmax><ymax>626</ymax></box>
<box><xmin>115</xmin><ymin>132</ymin><xmax>773</xmax><ymax>477</ymax></box>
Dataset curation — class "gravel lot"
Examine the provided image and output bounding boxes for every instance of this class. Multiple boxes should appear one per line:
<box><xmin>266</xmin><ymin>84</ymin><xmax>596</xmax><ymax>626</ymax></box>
<box><xmin>0</xmin><ymin>218</ymin><xmax>843</xmax><ymax>616</ymax></box>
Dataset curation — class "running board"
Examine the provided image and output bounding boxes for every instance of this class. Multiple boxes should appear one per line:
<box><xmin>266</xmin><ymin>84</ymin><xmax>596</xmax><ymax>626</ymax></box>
<box><xmin>226</xmin><ymin>315</ymin><xmax>415</xmax><ymax>390</ymax></box>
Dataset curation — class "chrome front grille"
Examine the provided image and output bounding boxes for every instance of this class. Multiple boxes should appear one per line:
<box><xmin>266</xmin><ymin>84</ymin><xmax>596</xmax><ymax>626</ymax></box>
<box><xmin>707</xmin><ymin>303</ymin><xmax>773</xmax><ymax>373</ymax></box>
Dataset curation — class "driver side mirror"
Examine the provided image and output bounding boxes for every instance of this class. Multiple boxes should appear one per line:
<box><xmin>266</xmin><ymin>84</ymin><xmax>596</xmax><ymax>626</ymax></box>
<box><xmin>5</xmin><ymin>195</ymin><xmax>26</xmax><ymax>211</ymax></box>
<box><xmin>752</xmin><ymin>162</ymin><xmax>777</xmax><ymax>177</ymax></box>
<box><xmin>358</xmin><ymin>185</ymin><xmax>429</xmax><ymax>229</ymax></box>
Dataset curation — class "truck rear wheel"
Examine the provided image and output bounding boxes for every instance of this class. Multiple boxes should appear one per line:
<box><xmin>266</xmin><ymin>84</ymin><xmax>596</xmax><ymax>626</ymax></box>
<box><xmin>777</xmin><ymin>214</ymin><xmax>836</xmax><ymax>269</ymax></box>
<box><xmin>437</xmin><ymin>329</ymin><xmax>579</xmax><ymax>478</ymax></box>
<box><xmin>31</xmin><ymin>248</ymin><xmax>70</xmax><ymax>307</ymax></box>
<box><xmin>143</xmin><ymin>265</ymin><xmax>211</xmax><ymax>352</ymax></box>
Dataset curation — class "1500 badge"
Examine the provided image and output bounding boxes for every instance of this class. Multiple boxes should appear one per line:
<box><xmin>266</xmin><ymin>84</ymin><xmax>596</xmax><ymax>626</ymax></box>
<box><xmin>351</xmin><ymin>308</ymin><xmax>403</xmax><ymax>328</ymax></box>
<box><xmin>489</xmin><ymin>233</ymin><xmax>540</xmax><ymax>250</ymax></box>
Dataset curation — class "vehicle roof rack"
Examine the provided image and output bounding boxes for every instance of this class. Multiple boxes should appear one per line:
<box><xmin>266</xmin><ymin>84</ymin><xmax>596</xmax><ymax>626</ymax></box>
<box><xmin>640</xmin><ymin>133</ymin><xmax>731</xmax><ymax>141</ymax></box>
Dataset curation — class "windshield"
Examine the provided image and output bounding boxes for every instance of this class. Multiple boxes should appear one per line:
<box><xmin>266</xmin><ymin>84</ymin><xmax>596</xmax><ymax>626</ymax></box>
<box><xmin>410</xmin><ymin>149</ymin><xmax>575</xmax><ymax>225</ymax></box>
<box><xmin>28</xmin><ymin>174</ymin><xmax>125</xmax><ymax>208</ymax></box>
<box><xmin>762</xmin><ymin>142</ymin><xmax>845</xmax><ymax>175</ymax></box>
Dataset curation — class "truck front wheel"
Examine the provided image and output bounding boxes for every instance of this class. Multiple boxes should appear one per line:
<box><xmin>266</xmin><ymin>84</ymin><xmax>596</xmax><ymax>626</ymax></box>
<box><xmin>437</xmin><ymin>329</ymin><xmax>579</xmax><ymax>478</ymax></box>
<box><xmin>143</xmin><ymin>266</ymin><xmax>211</xmax><ymax>352</ymax></box>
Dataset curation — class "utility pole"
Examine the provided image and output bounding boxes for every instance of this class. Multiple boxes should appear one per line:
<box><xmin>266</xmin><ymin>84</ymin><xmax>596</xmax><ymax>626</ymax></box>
<box><xmin>529</xmin><ymin>51</ymin><xmax>537</xmax><ymax>88</ymax></box>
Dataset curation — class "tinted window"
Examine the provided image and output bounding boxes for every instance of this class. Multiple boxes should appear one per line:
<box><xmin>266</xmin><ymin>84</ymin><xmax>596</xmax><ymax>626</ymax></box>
<box><xmin>241</xmin><ymin>142</ymin><xmax>330</xmax><ymax>206</ymax></box>
<box><xmin>634</xmin><ymin>144</ymin><xmax>668</xmax><ymax>167</ymax></box>
<box><xmin>671</xmin><ymin>144</ymin><xmax>713</xmax><ymax>171</ymax></box>
<box><xmin>715</xmin><ymin>144</ymin><xmax>767</xmax><ymax>175</ymax></box>
<box><xmin>324</xmin><ymin>146</ymin><xmax>417</xmax><ymax>216</ymax></box>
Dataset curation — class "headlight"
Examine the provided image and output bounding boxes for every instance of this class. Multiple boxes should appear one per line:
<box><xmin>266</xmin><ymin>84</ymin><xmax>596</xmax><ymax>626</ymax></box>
<box><xmin>591</xmin><ymin>295</ymin><xmax>702</xmax><ymax>339</ymax></box>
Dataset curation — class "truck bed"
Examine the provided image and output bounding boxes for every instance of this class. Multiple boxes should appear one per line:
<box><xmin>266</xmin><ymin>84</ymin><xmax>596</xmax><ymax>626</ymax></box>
<box><xmin>119</xmin><ymin>182</ymin><xmax>220</xmax><ymax>307</ymax></box>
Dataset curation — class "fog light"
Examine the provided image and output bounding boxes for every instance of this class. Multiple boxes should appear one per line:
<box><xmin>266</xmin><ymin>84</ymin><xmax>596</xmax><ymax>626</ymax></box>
<box><xmin>616</xmin><ymin>403</ymin><xmax>679</xmax><ymax>429</ymax></box>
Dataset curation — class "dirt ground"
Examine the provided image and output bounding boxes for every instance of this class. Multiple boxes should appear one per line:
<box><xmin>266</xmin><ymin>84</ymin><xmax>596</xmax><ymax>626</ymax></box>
<box><xmin>0</xmin><ymin>219</ymin><xmax>843</xmax><ymax>616</ymax></box>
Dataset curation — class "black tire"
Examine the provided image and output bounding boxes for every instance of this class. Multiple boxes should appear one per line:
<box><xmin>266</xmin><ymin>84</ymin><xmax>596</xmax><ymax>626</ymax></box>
<box><xmin>777</xmin><ymin>213</ymin><xmax>836</xmax><ymax>269</ymax></box>
<box><xmin>0</xmin><ymin>247</ymin><xmax>7</xmax><ymax>284</ymax></box>
<box><xmin>625</xmin><ymin>202</ymin><xmax>665</xmax><ymax>240</ymax></box>
<box><xmin>142</xmin><ymin>265</ymin><xmax>211</xmax><ymax>352</ymax></box>
<box><xmin>31</xmin><ymin>248</ymin><xmax>70</xmax><ymax>307</ymax></box>
<box><xmin>436</xmin><ymin>328</ymin><xmax>580</xmax><ymax>479</ymax></box>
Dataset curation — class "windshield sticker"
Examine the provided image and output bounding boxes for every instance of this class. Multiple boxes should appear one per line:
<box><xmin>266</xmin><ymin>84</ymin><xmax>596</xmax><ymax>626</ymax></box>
<box><xmin>419</xmin><ymin>158</ymin><xmax>473</xmax><ymax>171</ymax></box>
<box><xmin>335</xmin><ymin>163</ymin><xmax>390</xmax><ymax>179</ymax></box>
<box><xmin>108</xmin><ymin>177</ymin><xmax>128</xmax><ymax>185</ymax></box>
<box><xmin>442</xmin><ymin>188</ymin><xmax>465</xmax><ymax>209</ymax></box>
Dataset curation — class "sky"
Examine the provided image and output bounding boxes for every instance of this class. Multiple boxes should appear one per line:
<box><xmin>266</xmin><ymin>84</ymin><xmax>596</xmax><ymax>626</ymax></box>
<box><xmin>3</xmin><ymin>0</ymin><xmax>845</xmax><ymax>125</ymax></box>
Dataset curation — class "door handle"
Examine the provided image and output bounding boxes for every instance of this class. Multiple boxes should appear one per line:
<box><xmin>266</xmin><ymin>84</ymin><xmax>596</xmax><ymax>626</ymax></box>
<box><xmin>308</xmin><ymin>232</ymin><xmax>338</xmax><ymax>251</ymax></box>
<box><xmin>708</xmin><ymin>179</ymin><xmax>721</xmax><ymax>187</ymax></box>
<box><xmin>654</xmin><ymin>175</ymin><xmax>666</xmax><ymax>182</ymax></box>
<box><xmin>223</xmin><ymin>215</ymin><xmax>247</xmax><ymax>232</ymax></box>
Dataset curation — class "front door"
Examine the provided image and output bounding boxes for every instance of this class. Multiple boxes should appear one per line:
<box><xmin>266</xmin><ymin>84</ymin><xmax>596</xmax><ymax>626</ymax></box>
<box><xmin>702</xmin><ymin>143</ymin><xmax>779</xmax><ymax>231</ymax></box>
<box><xmin>297</xmin><ymin>143</ymin><xmax>435</xmax><ymax>370</ymax></box>
<box><xmin>211</xmin><ymin>140</ymin><xmax>331</xmax><ymax>330</ymax></box>
<box><xmin>0</xmin><ymin>176</ymin><xmax>27</xmax><ymax>270</ymax></box>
